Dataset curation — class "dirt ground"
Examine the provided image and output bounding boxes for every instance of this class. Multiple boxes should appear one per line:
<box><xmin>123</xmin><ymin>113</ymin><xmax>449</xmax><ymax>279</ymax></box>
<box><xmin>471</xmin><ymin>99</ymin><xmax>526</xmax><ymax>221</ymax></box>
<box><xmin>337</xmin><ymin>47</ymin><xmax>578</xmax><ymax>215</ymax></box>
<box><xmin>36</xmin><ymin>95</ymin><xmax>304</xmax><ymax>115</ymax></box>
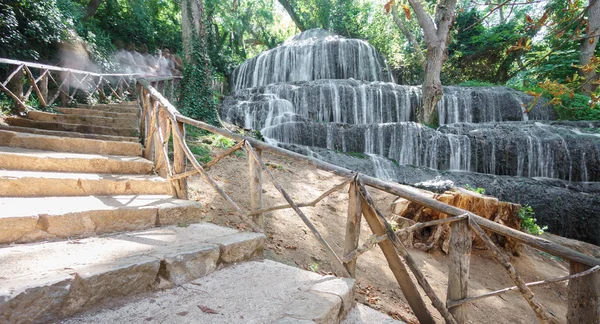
<box><xmin>187</xmin><ymin>147</ymin><xmax>571</xmax><ymax>324</ymax></box>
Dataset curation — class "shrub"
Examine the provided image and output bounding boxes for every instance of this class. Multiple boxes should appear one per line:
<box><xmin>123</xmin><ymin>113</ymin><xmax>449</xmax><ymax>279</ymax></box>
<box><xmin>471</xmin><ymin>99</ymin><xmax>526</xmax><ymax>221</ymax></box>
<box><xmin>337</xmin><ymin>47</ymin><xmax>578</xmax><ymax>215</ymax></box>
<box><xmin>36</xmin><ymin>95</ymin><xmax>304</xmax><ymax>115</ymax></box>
<box><xmin>519</xmin><ymin>204</ymin><xmax>547</xmax><ymax>235</ymax></box>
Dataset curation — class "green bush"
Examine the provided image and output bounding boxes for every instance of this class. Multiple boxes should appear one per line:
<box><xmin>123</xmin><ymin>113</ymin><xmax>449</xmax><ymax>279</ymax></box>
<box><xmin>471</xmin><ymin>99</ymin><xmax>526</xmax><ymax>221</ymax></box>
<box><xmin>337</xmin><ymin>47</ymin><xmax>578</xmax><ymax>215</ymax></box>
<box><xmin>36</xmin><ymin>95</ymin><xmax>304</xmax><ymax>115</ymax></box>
<box><xmin>465</xmin><ymin>184</ymin><xmax>485</xmax><ymax>195</ymax></box>
<box><xmin>519</xmin><ymin>204</ymin><xmax>547</xmax><ymax>235</ymax></box>
<box><xmin>554</xmin><ymin>93</ymin><xmax>600</xmax><ymax>121</ymax></box>
<box><xmin>457</xmin><ymin>80</ymin><xmax>497</xmax><ymax>87</ymax></box>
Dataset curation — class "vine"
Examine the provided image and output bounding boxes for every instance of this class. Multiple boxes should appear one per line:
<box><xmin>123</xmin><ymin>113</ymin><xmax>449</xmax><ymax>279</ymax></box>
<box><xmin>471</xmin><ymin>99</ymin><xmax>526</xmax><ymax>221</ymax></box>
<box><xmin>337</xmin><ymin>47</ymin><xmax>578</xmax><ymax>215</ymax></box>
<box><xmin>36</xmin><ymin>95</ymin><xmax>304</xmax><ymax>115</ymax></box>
<box><xmin>178</xmin><ymin>0</ymin><xmax>220</xmax><ymax>126</ymax></box>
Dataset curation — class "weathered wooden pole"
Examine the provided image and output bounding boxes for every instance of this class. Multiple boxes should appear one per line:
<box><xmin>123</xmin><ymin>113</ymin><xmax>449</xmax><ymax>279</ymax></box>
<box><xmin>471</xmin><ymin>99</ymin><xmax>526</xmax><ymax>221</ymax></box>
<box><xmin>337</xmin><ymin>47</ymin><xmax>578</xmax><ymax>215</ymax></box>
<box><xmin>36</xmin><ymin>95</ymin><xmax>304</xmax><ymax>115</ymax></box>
<box><xmin>354</xmin><ymin>183</ymin><xmax>436</xmax><ymax>324</ymax></box>
<box><xmin>39</xmin><ymin>71</ymin><xmax>49</xmax><ymax>105</ymax></box>
<box><xmin>7</xmin><ymin>65</ymin><xmax>25</xmax><ymax>111</ymax></box>
<box><xmin>248</xmin><ymin>147</ymin><xmax>263</xmax><ymax>227</ymax></box>
<box><xmin>343</xmin><ymin>178</ymin><xmax>362</xmax><ymax>277</ymax></box>
<box><xmin>172</xmin><ymin>120</ymin><xmax>189</xmax><ymax>199</ymax></box>
<box><xmin>567</xmin><ymin>261</ymin><xmax>600</xmax><ymax>324</ymax></box>
<box><xmin>447</xmin><ymin>219</ymin><xmax>472</xmax><ymax>324</ymax></box>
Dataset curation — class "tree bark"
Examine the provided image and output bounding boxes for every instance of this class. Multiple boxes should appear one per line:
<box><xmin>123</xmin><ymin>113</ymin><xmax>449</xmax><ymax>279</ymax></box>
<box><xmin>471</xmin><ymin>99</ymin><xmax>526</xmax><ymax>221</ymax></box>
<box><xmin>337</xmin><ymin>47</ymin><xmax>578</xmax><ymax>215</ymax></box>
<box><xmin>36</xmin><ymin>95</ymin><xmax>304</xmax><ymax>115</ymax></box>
<box><xmin>182</xmin><ymin>0</ymin><xmax>207</xmax><ymax>65</ymax></box>
<box><xmin>580</xmin><ymin>0</ymin><xmax>600</xmax><ymax>94</ymax></box>
<box><xmin>422</xmin><ymin>44</ymin><xmax>444</xmax><ymax>124</ymax></box>
<box><xmin>84</xmin><ymin>0</ymin><xmax>103</xmax><ymax>19</ymax></box>
<box><xmin>406</xmin><ymin>0</ymin><xmax>457</xmax><ymax>126</ymax></box>
<box><xmin>277</xmin><ymin>0</ymin><xmax>307</xmax><ymax>32</ymax></box>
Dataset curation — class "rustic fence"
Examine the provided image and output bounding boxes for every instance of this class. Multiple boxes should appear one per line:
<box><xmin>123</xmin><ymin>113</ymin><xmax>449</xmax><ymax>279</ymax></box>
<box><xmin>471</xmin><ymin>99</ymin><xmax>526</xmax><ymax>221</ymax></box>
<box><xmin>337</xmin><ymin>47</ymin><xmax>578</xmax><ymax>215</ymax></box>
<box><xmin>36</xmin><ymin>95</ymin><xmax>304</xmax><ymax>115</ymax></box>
<box><xmin>1</xmin><ymin>58</ymin><xmax>599</xmax><ymax>324</ymax></box>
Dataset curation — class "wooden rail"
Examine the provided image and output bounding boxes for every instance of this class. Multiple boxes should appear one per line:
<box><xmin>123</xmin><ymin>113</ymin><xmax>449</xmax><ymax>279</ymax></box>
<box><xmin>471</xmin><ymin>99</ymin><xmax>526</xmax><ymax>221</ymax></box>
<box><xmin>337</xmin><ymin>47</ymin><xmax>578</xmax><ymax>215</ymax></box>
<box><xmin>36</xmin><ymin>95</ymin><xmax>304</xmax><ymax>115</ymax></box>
<box><xmin>1</xmin><ymin>58</ymin><xmax>598</xmax><ymax>324</ymax></box>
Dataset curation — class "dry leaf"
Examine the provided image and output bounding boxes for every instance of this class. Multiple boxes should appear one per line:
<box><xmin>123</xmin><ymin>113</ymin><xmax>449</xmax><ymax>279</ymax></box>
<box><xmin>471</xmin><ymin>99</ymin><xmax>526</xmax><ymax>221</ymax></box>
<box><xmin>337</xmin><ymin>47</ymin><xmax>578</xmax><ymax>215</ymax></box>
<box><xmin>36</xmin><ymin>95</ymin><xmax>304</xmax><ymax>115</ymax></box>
<box><xmin>198</xmin><ymin>305</ymin><xmax>219</xmax><ymax>314</ymax></box>
<box><xmin>176</xmin><ymin>311</ymin><xmax>189</xmax><ymax>316</ymax></box>
<box><xmin>402</xmin><ymin>5</ymin><xmax>411</xmax><ymax>20</ymax></box>
<box><xmin>384</xmin><ymin>0</ymin><xmax>395</xmax><ymax>14</ymax></box>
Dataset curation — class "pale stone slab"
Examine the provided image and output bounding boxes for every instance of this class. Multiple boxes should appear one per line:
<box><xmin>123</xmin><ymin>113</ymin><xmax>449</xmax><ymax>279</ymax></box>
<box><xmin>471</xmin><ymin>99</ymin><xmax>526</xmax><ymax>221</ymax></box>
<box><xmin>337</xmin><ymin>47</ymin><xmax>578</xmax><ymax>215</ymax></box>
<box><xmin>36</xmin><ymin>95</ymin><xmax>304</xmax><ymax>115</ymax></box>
<box><xmin>0</xmin><ymin>129</ymin><xmax>142</xmax><ymax>155</ymax></box>
<box><xmin>342</xmin><ymin>304</ymin><xmax>406</xmax><ymax>324</ymax></box>
<box><xmin>60</xmin><ymin>256</ymin><xmax>161</xmax><ymax>317</ymax></box>
<box><xmin>0</xmin><ymin>214</ymin><xmax>41</xmax><ymax>243</ymax></box>
<box><xmin>283</xmin><ymin>291</ymin><xmax>342</xmax><ymax>324</ymax></box>
<box><xmin>0</xmin><ymin>170</ymin><xmax>170</xmax><ymax>197</ymax></box>
<box><xmin>311</xmin><ymin>276</ymin><xmax>356</xmax><ymax>316</ymax></box>
<box><xmin>55</xmin><ymin>107</ymin><xmax>138</xmax><ymax>118</ymax></box>
<box><xmin>60</xmin><ymin>260</ymin><xmax>333</xmax><ymax>324</ymax></box>
<box><xmin>206</xmin><ymin>232</ymin><xmax>266</xmax><ymax>264</ymax></box>
<box><xmin>0</xmin><ymin>146</ymin><xmax>153</xmax><ymax>174</ymax></box>
<box><xmin>5</xmin><ymin>117</ymin><xmax>139</xmax><ymax>137</ymax></box>
<box><xmin>156</xmin><ymin>200</ymin><xmax>204</xmax><ymax>226</ymax></box>
<box><xmin>0</xmin><ymin>271</ymin><xmax>73</xmax><ymax>324</ymax></box>
<box><xmin>161</xmin><ymin>245</ymin><xmax>220</xmax><ymax>285</ymax></box>
<box><xmin>28</xmin><ymin>111</ymin><xmax>139</xmax><ymax>129</ymax></box>
<box><xmin>273</xmin><ymin>317</ymin><xmax>318</xmax><ymax>324</ymax></box>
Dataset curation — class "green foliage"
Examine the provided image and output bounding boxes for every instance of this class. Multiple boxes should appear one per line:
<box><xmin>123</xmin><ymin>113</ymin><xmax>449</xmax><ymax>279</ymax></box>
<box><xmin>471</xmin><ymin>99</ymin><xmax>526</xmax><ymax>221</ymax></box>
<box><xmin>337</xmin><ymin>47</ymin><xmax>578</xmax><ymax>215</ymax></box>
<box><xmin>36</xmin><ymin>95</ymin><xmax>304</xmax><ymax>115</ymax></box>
<box><xmin>188</xmin><ymin>143</ymin><xmax>212</xmax><ymax>164</ymax></box>
<box><xmin>553</xmin><ymin>93</ymin><xmax>600</xmax><ymax>121</ymax></box>
<box><xmin>178</xmin><ymin>0</ymin><xmax>219</xmax><ymax>126</ymax></box>
<box><xmin>519</xmin><ymin>204</ymin><xmax>547</xmax><ymax>235</ymax></box>
<box><xmin>464</xmin><ymin>184</ymin><xmax>485</xmax><ymax>195</ymax></box>
<box><xmin>208</xmin><ymin>134</ymin><xmax>235</xmax><ymax>149</ymax></box>
<box><xmin>458</xmin><ymin>80</ymin><xmax>497</xmax><ymax>87</ymax></box>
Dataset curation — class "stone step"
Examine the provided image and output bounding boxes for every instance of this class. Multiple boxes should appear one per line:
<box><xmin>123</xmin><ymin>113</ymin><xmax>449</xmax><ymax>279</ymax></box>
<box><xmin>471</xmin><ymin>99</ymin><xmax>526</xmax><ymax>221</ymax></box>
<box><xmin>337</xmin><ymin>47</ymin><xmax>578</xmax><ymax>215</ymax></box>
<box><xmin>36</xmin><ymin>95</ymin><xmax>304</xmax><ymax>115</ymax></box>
<box><xmin>0</xmin><ymin>170</ymin><xmax>170</xmax><ymax>197</ymax></box>
<box><xmin>0</xmin><ymin>129</ymin><xmax>142</xmax><ymax>156</ymax></box>
<box><xmin>55</xmin><ymin>107</ymin><xmax>138</xmax><ymax>119</ymax></box>
<box><xmin>0</xmin><ymin>195</ymin><xmax>205</xmax><ymax>244</ymax></box>
<box><xmin>0</xmin><ymin>146</ymin><xmax>153</xmax><ymax>174</ymax></box>
<box><xmin>76</xmin><ymin>104</ymin><xmax>139</xmax><ymax>115</ymax></box>
<box><xmin>59</xmin><ymin>259</ymin><xmax>354</xmax><ymax>324</ymax></box>
<box><xmin>27</xmin><ymin>111</ymin><xmax>139</xmax><ymax>129</ymax></box>
<box><xmin>0</xmin><ymin>124</ymin><xmax>139</xmax><ymax>142</ymax></box>
<box><xmin>0</xmin><ymin>223</ymin><xmax>265</xmax><ymax>323</ymax></box>
<box><xmin>4</xmin><ymin>117</ymin><xmax>139</xmax><ymax>137</ymax></box>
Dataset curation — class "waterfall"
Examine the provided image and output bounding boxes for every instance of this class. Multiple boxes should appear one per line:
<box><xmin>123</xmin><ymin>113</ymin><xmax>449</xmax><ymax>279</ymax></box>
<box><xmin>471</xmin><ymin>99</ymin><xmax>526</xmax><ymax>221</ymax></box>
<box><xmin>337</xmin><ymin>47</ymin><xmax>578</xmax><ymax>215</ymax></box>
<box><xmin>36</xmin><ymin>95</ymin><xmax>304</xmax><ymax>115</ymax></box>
<box><xmin>367</xmin><ymin>154</ymin><xmax>397</xmax><ymax>181</ymax></box>
<box><xmin>232</xmin><ymin>29</ymin><xmax>393</xmax><ymax>90</ymax></box>
<box><xmin>221</xmin><ymin>29</ymin><xmax>599</xmax><ymax>183</ymax></box>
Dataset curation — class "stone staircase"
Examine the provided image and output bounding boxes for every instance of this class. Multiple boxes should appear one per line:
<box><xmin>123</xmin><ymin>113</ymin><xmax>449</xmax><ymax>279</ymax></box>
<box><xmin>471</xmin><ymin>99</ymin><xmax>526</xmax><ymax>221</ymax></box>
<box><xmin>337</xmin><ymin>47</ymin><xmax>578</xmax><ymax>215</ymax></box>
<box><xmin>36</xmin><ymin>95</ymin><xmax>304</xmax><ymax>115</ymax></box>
<box><xmin>0</xmin><ymin>103</ymin><xmax>394</xmax><ymax>324</ymax></box>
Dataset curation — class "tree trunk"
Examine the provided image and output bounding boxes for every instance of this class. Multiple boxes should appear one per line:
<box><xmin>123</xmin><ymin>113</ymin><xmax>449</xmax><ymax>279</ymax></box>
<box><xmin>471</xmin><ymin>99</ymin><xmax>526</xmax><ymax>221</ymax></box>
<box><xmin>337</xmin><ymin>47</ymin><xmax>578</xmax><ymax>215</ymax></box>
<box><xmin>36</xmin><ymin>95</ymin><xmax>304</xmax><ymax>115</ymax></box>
<box><xmin>182</xmin><ymin>0</ymin><xmax>207</xmax><ymax>65</ymax></box>
<box><xmin>278</xmin><ymin>0</ymin><xmax>307</xmax><ymax>32</ymax></box>
<box><xmin>580</xmin><ymin>0</ymin><xmax>600</xmax><ymax>94</ymax></box>
<box><xmin>84</xmin><ymin>0</ymin><xmax>103</xmax><ymax>19</ymax></box>
<box><xmin>421</xmin><ymin>44</ymin><xmax>444</xmax><ymax>125</ymax></box>
<box><xmin>406</xmin><ymin>0</ymin><xmax>456</xmax><ymax>126</ymax></box>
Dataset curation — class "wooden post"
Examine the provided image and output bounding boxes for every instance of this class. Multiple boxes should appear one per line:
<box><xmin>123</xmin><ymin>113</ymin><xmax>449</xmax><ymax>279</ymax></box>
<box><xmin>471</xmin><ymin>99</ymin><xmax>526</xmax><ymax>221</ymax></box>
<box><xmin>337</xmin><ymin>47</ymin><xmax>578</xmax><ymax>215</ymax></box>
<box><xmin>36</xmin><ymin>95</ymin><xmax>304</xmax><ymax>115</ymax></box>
<box><xmin>354</xmin><ymin>184</ymin><xmax>435</xmax><ymax>324</ymax></box>
<box><xmin>154</xmin><ymin>108</ymin><xmax>167</xmax><ymax>177</ymax></box>
<box><xmin>39</xmin><ymin>71</ymin><xmax>48</xmax><ymax>106</ymax></box>
<box><xmin>447</xmin><ymin>219</ymin><xmax>472</xmax><ymax>324</ymax></box>
<box><xmin>172</xmin><ymin>120</ymin><xmax>188</xmax><ymax>199</ymax></box>
<box><xmin>248</xmin><ymin>147</ymin><xmax>263</xmax><ymax>228</ymax></box>
<box><xmin>567</xmin><ymin>261</ymin><xmax>600</xmax><ymax>324</ymax></box>
<box><xmin>7</xmin><ymin>66</ymin><xmax>25</xmax><ymax>111</ymax></box>
<box><xmin>343</xmin><ymin>178</ymin><xmax>362</xmax><ymax>277</ymax></box>
<box><xmin>117</xmin><ymin>78</ymin><xmax>124</xmax><ymax>98</ymax></box>
<box><xmin>59</xmin><ymin>72</ymin><xmax>69</xmax><ymax>106</ymax></box>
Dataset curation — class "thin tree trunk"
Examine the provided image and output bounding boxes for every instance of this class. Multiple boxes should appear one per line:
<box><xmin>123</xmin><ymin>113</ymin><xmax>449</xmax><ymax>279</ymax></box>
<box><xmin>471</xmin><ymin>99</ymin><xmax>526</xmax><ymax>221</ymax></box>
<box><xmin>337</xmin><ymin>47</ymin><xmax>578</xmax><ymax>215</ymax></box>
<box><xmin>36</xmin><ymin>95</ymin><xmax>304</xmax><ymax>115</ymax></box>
<box><xmin>580</xmin><ymin>0</ymin><xmax>600</xmax><ymax>94</ymax></box>
<box><xmin>84</xmin><ymin>0</ymin><xmax>103</xmax><ymax>19</ymax></box>
<box><xmin>406</xmin><ymin>0</ymin><xmax>457</xmax><ymax>126</ymax></box>
<box><xmin>278</xmin><ymin>0</ymin><xmax>307</xmax><ymax>32</ymax></box>
<box><xmin>421</xmin><ymin>44</ymin><xmax>444</xmax><ymax>125</ymax></box>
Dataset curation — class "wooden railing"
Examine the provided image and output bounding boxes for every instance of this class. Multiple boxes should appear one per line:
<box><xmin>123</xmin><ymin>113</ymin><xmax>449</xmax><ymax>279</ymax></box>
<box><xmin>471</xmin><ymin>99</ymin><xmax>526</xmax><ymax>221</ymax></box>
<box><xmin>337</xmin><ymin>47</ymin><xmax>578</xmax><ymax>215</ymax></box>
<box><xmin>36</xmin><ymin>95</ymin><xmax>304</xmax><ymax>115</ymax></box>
<box><xmin>0</xmin><ymin>58</ymin><xmax>180</xmax><ymax>110</ymax></box>
<box><xmin>1</xmin><ymin>58</ymin><xmax>598</xmax><ymax>323</ymax></box>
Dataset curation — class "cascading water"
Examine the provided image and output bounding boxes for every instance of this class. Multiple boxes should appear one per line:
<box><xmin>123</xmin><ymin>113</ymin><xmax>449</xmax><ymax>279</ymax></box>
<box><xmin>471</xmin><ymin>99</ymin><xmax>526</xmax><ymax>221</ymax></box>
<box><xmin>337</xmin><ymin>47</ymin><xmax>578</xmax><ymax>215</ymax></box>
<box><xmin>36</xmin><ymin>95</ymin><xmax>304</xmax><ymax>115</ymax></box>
<box><xmin>232</xmin><ymin>29</ymin><xmax>393</xmax><ymax>90</ymax></box>
<box><xmin>221</xmin><ymin>29</ymin><xmax>600</xmax><ymax>183</ymax></box>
